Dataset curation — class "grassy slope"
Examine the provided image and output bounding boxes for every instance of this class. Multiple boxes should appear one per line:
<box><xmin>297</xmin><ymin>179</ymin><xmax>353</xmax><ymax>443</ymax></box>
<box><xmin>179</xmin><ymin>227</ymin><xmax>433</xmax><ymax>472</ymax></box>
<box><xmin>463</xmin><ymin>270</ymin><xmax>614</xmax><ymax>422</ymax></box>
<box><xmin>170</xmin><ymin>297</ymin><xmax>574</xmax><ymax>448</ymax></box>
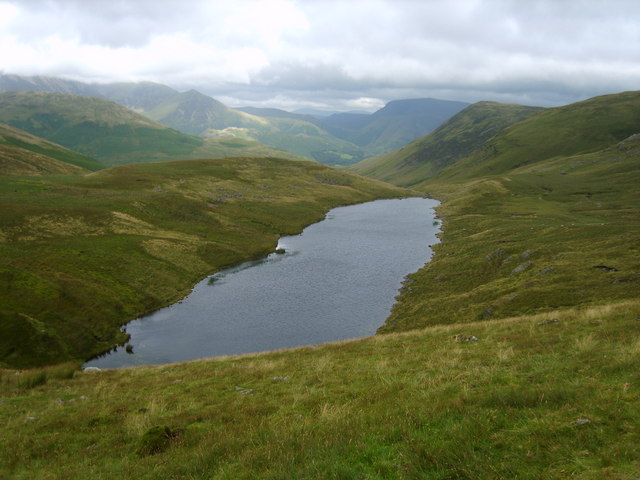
<box><xmin>0</xmin><ymin>91</ymin><xmax>638</xmax><ymax>478</ymax></box>
<box><xmin>0</xmin><ymin>157</ymin><xmax>408</xmax><ymax>368</ymax></box>
<box><xmin>380</xmin><ymin>136</ymin><xmax>640</xmax><ymax>333</ymax></box>
<box><xmin>0</xmin><ymin>123</ymin><xmax>104</xmax><ymax>173</ymax></box>
<box><xmin>1</xmin><ymin>301</ymin><xmax>638</xmax><ymax>478</ymax></box>
<box><xmin>0</xmin><ymin>92</ymin><xmax>305</xmax><ymax>166</ymax></box>
<box><xmin>436</xmin><ymin>91</ymin><xmax>640</xmax><ymax>181</ymax></box>
<box><xmin>349</xmin><ymin>102</ymin><xmax>542</xmax><ymax>186</ymax></box>
<box><xmin>125</xmin><ymin>89</ymin><xmax>367</xmax><ymax>165</ymax></box>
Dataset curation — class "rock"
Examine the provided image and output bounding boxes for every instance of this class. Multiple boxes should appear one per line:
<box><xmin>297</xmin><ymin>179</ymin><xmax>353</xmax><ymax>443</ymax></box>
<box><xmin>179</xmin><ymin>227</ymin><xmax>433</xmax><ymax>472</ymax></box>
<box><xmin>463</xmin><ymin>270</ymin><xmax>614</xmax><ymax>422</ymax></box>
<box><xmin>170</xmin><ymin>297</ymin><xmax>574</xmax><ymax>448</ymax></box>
<box><xmin>273</xmin><ymin>376</ymin><xmax>290</xmax><ymax>382</ymax></box>
<box><xmin>454</xmin><ymin>334</ymin><xmax>479</xmax><ymax>342</ymax></box>
<box><xmin>511</xmin><ymin>261</ymin><xmax>533</xmax><ymax>275</ymax></box>
<box><xmin>83</xmin><ymin>367</ymin><xmax>102</xmax><ymax>373</ymax></box>
<box><xmin>25</xmin><ymin>417</ymin><xmax>37</xmax><ymax>422</ymax></box>
<box><xmin>575</xmin><ymin>418</ymin><xmax>591</xmax><ymax>425</ymax></box>
<box><xmin>592</xmin><ymin>265</ymin><xmax>618</xmax><ymax>272</ymax></box>
<box><xmin>537</xmin><ymin>318</ymin><xmax>560</xmax><ymax>326</ymax></box>
<box><xmin>520</xmin><ymin>249</ymin><xmax>532</xmax><ymax>260</ymax></box>
<box><xmin>483</xmin><ymin>307</ymin><xmax>494</xmax><ymax>319</ymax></box>
<box><xmin>537</xmin><ymin>266</ymin><xmax>555</xmax><ymax>276</ymax></box>
<box><xmin>485</xmin><ymin>248</ymin><xmax>508</xmax><ymax>262</ymax></box>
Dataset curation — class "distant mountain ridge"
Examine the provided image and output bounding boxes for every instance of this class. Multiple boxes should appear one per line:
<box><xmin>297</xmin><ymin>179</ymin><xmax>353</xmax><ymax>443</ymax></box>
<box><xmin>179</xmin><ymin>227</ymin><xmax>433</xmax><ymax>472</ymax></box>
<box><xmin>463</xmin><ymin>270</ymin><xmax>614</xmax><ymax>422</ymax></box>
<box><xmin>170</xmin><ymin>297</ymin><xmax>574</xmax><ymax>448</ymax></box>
<box><xmin>0</xmin><ymin>74</ymin><xmax>469</xmax><ymax>164</ymax></box>
<box><xmin>319</xmin><ymin>98</ymin><xmax>469</xmax><ymax>155</ymax></box>
<box><xmin>0</xmin><ymin>91</ymin><xmax>305</xmax><ymax>166</ymax></box>
<box><xmin>349</xmin><ymin>101</ymin><xmax>542</xmax><ymax>186</ymax></box>
<box><xmin>351</xmin><ymin>90</ymin><xmax>640</xmax><ymax>189</ymax></box>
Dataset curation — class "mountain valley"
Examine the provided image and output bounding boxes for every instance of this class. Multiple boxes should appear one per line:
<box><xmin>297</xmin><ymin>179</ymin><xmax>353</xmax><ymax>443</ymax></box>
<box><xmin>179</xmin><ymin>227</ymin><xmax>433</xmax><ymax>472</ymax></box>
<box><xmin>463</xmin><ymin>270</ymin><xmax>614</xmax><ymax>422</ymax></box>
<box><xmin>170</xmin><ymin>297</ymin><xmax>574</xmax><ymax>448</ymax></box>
<box><xmin>0</xmin><ymin>85</ymin><xmax>638</xmax><ymax>478</ymax></box>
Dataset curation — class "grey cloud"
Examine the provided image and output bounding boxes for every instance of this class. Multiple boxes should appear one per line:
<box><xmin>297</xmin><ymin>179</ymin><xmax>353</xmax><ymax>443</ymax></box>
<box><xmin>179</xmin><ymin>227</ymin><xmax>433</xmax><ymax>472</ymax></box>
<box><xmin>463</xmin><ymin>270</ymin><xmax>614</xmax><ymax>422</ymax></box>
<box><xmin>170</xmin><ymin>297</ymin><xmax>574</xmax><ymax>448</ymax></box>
<box><xmin>3</xmin><ymin>0</ymin><xmax>640</xmax><ymax>111</ymax></box>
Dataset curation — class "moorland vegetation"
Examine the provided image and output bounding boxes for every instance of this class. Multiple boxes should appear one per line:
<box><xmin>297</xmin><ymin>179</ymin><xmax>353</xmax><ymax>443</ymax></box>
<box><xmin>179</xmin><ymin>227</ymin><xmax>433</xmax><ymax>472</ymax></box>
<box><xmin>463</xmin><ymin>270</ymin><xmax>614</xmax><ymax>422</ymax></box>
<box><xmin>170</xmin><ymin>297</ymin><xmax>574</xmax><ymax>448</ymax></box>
<box><xmin>0</xmin><ymin>89</ymin><xmax>638</xmax><ymax>478</ymax></box>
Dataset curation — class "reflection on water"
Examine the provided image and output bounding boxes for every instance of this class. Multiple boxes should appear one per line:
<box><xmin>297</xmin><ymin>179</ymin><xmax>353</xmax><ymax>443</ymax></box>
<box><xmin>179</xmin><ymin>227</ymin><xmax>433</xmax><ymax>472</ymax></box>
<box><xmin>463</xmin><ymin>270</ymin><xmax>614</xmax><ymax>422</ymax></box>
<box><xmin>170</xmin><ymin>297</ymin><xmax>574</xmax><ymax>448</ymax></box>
<box><xmin>85</xmin><ymin>197</ymin><xmax>440</xmax><ymax>368</ymax></box>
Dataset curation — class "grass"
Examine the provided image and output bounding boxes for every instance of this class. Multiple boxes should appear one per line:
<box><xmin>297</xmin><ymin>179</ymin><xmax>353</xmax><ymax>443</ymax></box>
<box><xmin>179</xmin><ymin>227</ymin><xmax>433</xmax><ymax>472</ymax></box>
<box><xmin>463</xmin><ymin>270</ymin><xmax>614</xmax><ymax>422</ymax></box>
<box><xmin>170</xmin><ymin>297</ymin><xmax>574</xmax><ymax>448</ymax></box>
<box><xmin>349</xmin><ymin>101</ymin><xmax>541</xmax><ymax>186</ymax></box>
<box><xmin>0</xmin><ymin>91</ymin><xmax>306</xmax><ymax>166</ymax></box>
<box><xmin>0</xmin><ymin>157</ymin><xmax>408</xmax><ymax>368</ymax></box>
<box><xmin>1</xmin><ymin>89</ymin><xmax>638</xmax><ymax>477</ymax></box>
<box><xmin>0</xmin><ymin>301</ymin><xmax>638</xmax><ymax>478</ymax></box>
<box><xmin>379</xmin><ymin>136</ymin><xmax>639</xmax><ymax>333</ymax></box>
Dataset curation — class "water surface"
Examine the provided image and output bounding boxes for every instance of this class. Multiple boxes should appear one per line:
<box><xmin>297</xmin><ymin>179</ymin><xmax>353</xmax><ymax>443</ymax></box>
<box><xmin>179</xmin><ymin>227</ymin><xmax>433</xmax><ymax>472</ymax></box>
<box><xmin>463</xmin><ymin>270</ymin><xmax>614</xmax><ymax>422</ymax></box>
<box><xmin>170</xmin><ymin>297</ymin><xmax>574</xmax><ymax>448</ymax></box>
<box><xmin>85</xmin><ymin>197</ymin><xmax>440</xmax><ymax>368</ymax></box>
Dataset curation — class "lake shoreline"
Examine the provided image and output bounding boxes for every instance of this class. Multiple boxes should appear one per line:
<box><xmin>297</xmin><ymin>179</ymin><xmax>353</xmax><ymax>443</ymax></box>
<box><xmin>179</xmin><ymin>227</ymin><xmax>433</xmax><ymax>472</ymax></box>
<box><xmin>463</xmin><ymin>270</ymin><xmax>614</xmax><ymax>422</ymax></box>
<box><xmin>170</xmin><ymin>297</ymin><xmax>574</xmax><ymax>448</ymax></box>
<box><xmin>85</xmin><ymin>197</ymin><xmax>440</xmax><ymax>369</ymax></box>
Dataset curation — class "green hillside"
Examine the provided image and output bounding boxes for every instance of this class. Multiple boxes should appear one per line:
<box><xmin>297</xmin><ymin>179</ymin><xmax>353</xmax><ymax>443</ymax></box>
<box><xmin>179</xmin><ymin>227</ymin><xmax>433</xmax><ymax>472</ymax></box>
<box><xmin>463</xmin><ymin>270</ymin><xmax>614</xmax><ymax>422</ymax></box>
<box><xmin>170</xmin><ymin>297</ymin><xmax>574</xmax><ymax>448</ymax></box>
<box><xmin>0</xmin><ymin>90</ymin><xmax>639</xmax><ymax>478</ymax></box>
<box><xmin>0</xmin><ymin>123</ymin><xmax>103</xmax><ymax>174</ymax></box>
<box><xmin>0</xmin><ymin>76</ymin><xmax>472</xmax><ymax>165</ymax></box>
<box><xmin>0</xmin><ymin>157</ymin><xmax>407</xmax><ymax>368</ymax></box>
<box><xmin>436</xmin><ymin>90</ymin><xmax>640</xmax><ymax>181</ymax></box>
<box><xmin>349</xmin><ymin>101</ymin><xmax>542</xmax><ymax>186</ymax></box>
<box><xmin>319</xmin><ymin>98</ymin><xmax>470</xmax><ymax>156</ymax></box>
<box><xmin>380</xmin><ymin>134</ymin><xmax>640</xmax><ymax>333</ymax></box>
<box><xmin>0</xmin><ymin>91</ymin><xmax>304</xmax><ymax>166</ymax></box>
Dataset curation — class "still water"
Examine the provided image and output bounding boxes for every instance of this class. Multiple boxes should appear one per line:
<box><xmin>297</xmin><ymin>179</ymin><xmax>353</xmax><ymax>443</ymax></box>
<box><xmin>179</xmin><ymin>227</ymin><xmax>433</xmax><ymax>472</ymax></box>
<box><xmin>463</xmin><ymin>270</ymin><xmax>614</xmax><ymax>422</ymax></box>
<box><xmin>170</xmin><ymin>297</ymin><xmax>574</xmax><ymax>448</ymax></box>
<box><xmin>85</xmin><ymin>197</ymin><xmax>440</xmax><ymax>368</ymax></box>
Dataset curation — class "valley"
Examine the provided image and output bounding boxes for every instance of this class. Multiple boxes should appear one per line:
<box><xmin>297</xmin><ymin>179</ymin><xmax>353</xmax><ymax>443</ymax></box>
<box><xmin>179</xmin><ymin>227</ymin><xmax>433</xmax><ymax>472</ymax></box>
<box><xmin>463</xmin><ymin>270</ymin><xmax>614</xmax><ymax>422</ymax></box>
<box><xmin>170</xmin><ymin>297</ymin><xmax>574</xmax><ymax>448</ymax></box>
<box><xmin>0</xmin><ymin>84</ymin><xmax>638</xmax><ymax>478</ymax></box>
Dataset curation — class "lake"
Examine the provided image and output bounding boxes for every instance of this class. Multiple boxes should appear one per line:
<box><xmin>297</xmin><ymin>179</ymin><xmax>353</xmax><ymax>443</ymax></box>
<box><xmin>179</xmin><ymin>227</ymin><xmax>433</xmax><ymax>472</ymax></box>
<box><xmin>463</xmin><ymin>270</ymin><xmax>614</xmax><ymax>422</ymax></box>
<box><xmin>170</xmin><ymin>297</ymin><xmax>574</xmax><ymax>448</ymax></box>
<box><xmin>84</xmin><ymin>197</ymin><xmax>440</xmax><ymax>368</ymax></box>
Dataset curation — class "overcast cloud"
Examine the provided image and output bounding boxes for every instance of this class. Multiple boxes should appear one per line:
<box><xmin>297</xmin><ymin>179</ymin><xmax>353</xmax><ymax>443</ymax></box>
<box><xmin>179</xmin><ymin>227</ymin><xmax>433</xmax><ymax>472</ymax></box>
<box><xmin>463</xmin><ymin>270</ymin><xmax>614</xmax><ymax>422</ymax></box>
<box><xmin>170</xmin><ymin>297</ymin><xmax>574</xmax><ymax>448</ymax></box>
<box><xmin>1</xmin><ymin>0</ymin><xmax>639</xmax><ymax>111</ymax></box>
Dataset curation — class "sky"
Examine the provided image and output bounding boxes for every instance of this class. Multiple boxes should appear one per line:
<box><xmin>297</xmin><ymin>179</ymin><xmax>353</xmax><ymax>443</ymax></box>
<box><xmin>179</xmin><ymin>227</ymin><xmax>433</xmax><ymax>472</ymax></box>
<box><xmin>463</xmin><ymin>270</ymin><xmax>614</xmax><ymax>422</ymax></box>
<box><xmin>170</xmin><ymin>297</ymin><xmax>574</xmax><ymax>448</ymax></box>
<box><xmin>1</xmin><ymin>0</ymin><xmax>639</xmax><ymax>112</ymax></box>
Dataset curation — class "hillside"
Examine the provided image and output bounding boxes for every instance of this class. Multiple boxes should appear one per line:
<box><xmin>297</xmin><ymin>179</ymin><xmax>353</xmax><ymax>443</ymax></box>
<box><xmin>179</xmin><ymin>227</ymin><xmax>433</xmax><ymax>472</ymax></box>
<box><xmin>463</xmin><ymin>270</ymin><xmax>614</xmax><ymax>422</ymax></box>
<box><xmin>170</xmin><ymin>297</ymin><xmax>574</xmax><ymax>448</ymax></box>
<box><xmin>0</xmin><ymin>75</ymin><xmax>469</xmax><ymax>165</ymax></box>
<box><xmin>0</xmin><ymin>89</ymin><xmax>638</xmax><ymax>478</ymax></box>
<box><xmin>379</xmin><ymin>134</ymin><xmax>640</xmax><ymax>333</ymax></box>
<box><xmin>349</xmin><ymin>101</ymin><xmax>542</xmax><ymax>186</ymax></box>
<box><xmin>0</xmin><ymin>91</ymin><xmax>304</xmax><ymax>166</ymax></box>
<box><xmin>435</xmin><ymin>90</ymin><xmax>640</xmax><ymax>181</ymax></box>
<box><xmin>319</xmin><ymin>98</ymin><xmax>469</xmax><ymax>156</ymax></box>
<box><xmin>0</xmin><ymin>75</ymin><xmax>366</xmax><ymax>164</ymax></box>
<box><xmin>1</xmin><ymin>298</ymin><xmax>638</xmax><ymax>478</ymax></box>
<box><xmin>0</xmin><ymin>123</ymin><xmax>103</xmax><ymax>174</ymax></box>
<box><xmin>0</xmin><ymin>157</ymin><xmax>407</xmax><ymax>368</ymax></box>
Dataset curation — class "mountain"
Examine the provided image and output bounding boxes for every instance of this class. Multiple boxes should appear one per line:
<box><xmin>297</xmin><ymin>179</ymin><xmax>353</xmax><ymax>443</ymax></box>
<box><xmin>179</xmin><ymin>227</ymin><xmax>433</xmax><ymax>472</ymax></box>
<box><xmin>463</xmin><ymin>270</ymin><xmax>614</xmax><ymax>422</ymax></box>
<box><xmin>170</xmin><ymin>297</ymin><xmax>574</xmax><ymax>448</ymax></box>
<box><xmin>0</xmin><ymin>75</ymin><xmax>364</xmax><ymax>164</ymax></box>
<box><xmin>0</xmin><ymin>123</ymin><xmax>103</xmax><ymax>174</ymax></box>
<box><xmin>0</xmin><ymin>74</ymin><xmax>468</xmax><ymax>165</ymax></box>
<box><xmin>2</xmin><ymin>87</ymin><xmax>639</xmax><ymax>478</ymax></box>
<box><xmin>349</xmin><ymin>101</ymin><xmax>542</xmax><ymax>186</ymax></box>
<box><xmin>237</xmin><ymin>106</ymin><xmax>317</xmax><ymax>122</ymax></box>
<box><xmin>347</xmin><ymin>90</ymin><xmax>640</xmax><ymax>335</ymax></box>
<box><xmin>318</xmin><ymin>98</ymin><xmax>469</xmax><ymax>155</ymax></box>
<box><xmin>435</xmin><ymin>90</ymin><xmax>640</xmax><ymax>182</ymax></box>
<box><xmin>0</xmin><ymin>91</ymin><xmax>304</xmax><ymax>166</ymax></box>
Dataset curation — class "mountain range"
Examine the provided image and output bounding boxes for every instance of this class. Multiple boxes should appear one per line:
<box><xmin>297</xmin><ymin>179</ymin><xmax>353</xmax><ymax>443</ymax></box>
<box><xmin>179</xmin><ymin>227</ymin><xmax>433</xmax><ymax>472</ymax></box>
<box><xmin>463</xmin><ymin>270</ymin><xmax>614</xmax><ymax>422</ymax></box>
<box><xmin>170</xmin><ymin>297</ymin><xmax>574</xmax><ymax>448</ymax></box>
<box><xmin>0</xmin><ymin>91</ymin><xmax>304</xmax><ymax>166</ymax></box>
<box><xmin>1</xmin><ymin>82</ymin><xmax>638</xmax><ymax>478</ymax></box>
<box><xmin>0</xmin><ymin>74</ymin><xmax>469</xmax><ymax>164</ymax></box>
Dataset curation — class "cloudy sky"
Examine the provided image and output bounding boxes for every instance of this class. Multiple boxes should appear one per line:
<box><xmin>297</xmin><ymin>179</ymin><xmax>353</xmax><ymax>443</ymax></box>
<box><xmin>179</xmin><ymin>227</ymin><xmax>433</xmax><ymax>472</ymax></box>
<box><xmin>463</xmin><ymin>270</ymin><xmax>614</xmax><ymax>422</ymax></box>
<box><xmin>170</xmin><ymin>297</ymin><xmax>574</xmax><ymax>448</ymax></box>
<box><xmin>1</xmin><ymin>0</ymin><xmax>639</xmax><ymax>111</ymax></box>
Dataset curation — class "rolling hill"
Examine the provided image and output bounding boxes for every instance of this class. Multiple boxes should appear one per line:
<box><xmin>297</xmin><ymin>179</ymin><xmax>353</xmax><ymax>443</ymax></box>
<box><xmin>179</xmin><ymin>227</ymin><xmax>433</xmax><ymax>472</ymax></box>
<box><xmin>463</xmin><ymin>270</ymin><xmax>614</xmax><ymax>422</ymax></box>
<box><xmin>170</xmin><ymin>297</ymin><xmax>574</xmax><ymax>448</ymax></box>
<box><xmin>433</xmin><ymin>90</ymin><xmax>640</xmax><ymax>182</ymax></box>
<box><xmin>0</xmin><ymin>91</ymin><xmax>304</xmax><ymax>166</ymax></box>
<box><xmin>1</xmin><ymin>89</ymin><xmax>639</xmax><ymax>478</ymax></box>
<box><xmin>0</xmin><ymin>74</ymin><xmax>470</xmax><ymax>164</ymax></box>
<box><xmin>349</xmin><ymin>101</ymin><xmax>542</xmax><ymax>186</ymax></box>
<box><xmin>347</xmin><ymin>90</ymin><xmax>640</xmax><ymax>333</ymax></box>
<box><xmin>0</xmin><ymin>155</ymin><xmax>407</xmax><ymax>368</ymax></box>
<box><xmin>0</xmin><ymin>123</ymin><xmax>103</xmax><ymax>174</ymax></box>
